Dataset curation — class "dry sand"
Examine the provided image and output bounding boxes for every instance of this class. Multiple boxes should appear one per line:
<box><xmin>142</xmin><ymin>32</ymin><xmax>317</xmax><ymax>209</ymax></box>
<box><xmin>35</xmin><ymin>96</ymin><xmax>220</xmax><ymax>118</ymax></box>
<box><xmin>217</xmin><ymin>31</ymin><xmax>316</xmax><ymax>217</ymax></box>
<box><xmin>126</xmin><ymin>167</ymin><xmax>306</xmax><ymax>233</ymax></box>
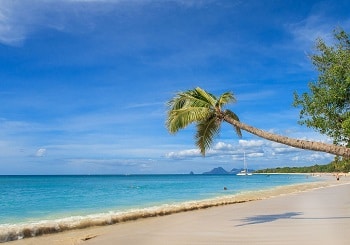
<box><xmin>8</xmin><ymin>176</ymin><xmax>350</xmax><ymax>245</ymax></box>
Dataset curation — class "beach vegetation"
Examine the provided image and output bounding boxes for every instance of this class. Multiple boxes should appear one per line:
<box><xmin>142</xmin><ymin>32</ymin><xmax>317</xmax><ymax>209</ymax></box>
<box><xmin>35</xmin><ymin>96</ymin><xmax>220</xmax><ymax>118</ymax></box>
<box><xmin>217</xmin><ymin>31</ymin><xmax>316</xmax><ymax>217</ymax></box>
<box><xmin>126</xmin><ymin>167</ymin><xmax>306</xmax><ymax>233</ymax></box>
<box><xmin>166</xmin><ymin>87</ymin><xmax>350</xmax><ymax>157</ymax></box>
<box><xmin>293</xmin><ymin>28</ymin><xmax>350</xmax><ymax>147</ymax></box>
<box><xmin>255</xmin><ymin>159</ymin><xmax>350</xmax><ymax>173</ymax></box>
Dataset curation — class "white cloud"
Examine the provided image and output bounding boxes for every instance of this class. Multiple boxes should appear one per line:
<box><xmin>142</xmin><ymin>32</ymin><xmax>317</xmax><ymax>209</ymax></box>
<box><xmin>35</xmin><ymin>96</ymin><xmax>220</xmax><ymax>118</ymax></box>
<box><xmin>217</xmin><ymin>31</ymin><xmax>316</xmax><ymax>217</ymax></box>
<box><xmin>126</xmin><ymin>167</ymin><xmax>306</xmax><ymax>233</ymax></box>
<box><xmin>35</xmin><ymin>148</ymin><xmax>46</xmax><ymax>157</ymax></box>
<box><xmin>213</xmin><ymin>141</ymin><xmax>234</xmax><ymax>151</ymax></box>
<box><xmin>290</xmin><ymin>152</ymin><xmax>333</xmax><ymax>164</ymax></box>
<box><xmin>306</xmin><ymin>152</ymin><xmax>333</xmax><ymax>162</ymax></box>
<box><xmin>166</xmin><ymin>140</ymin><xmax>266</xmax><ymax>160</ymax></box>
<box><xmin>272</xmin><ymin>145</ymin><xmax>300</xmax><ymax>154</ymax></box>
<box><xmin>247</xmin><ymin>152</ymin><xmax>264</xmax><ymax>158</ymax></box>
<box><xmin>165</xmin><ymin>149</ymin><xmax>200</xmax><ymax>159</ymax></box>
<box><xmin>239</xmin><ymin>139</ymin><xmax>264</xmax><ymax>147</ymax></box>
<box><xmin>291</xmin><ymin>156</ymin><xmax>299</xmax><ymax>161</ymax></box>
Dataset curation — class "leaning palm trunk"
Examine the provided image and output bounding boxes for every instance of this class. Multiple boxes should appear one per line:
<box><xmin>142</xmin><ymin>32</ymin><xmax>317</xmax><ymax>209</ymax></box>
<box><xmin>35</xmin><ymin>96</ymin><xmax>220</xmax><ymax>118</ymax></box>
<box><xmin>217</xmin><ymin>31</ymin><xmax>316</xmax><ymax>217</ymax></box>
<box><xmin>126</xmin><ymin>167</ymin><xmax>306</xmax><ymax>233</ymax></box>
<box><xmin>167</xmin><ymin>87</ymin><xmax>350</xmax><ymax>158</ymax></box>
<box><xmin>223</xmin><ymin>113</ymin><xmax>350</xmax><ymax>157</ymax></box>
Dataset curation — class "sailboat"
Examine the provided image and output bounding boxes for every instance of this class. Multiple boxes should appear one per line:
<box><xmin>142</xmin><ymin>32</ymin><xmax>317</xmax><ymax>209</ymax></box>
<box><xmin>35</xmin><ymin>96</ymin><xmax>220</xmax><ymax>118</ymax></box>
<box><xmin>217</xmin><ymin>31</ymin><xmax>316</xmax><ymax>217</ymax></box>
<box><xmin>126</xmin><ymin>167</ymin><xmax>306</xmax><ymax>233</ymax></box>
<box><xmin>236</xmin><ymin>152</ymin><xmax>252</xmax><ymax>176</ymax></box>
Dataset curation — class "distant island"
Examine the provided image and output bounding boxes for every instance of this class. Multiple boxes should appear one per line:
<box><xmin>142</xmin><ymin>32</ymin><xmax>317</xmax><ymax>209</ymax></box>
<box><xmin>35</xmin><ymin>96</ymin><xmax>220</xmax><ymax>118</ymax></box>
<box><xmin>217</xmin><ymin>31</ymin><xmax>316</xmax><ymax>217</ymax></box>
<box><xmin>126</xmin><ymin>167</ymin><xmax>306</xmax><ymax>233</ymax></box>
<box><xmin>201</xmin><ymin>167</ymin><xmax>254</xmax><ymax>175</ymax></box>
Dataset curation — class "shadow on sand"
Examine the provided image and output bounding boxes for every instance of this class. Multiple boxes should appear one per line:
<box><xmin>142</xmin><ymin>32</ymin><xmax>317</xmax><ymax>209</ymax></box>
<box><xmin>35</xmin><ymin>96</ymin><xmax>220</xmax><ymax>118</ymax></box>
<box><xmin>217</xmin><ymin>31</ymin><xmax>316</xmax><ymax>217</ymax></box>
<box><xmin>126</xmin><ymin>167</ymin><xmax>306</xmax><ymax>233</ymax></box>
<box><xmin>236</xmin><ymin>212</ymin><xmax>303</xmax><ymax>226</ymax></box>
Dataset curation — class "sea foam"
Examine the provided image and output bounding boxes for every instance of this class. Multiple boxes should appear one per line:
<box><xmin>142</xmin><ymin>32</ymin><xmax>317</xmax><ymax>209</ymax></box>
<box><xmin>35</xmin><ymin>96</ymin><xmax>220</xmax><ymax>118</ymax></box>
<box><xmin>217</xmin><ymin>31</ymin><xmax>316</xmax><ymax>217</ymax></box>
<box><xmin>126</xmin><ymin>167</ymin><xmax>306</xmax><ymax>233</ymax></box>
<box><xmin>0</xmin><ymin>194</ymin><xmax>255</xmax><ymax>243</ymax></box>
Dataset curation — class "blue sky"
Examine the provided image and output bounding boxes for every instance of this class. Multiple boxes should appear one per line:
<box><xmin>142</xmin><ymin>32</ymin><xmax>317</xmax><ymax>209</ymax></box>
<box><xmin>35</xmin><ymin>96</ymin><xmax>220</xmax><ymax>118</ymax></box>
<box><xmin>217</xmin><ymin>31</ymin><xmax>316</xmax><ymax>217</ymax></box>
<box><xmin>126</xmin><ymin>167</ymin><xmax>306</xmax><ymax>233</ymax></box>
<box><xmin>0</xmin><ymin>0</ymin><xmax>349</xmax><ymax>175</ymax></box>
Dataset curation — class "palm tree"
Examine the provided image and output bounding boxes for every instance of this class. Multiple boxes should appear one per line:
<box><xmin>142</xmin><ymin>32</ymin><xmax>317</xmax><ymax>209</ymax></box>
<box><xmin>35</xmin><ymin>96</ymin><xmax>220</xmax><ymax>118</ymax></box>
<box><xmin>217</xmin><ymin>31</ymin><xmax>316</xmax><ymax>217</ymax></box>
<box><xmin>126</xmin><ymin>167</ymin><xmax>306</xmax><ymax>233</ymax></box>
<box><xmin>166</xmin><ymin>87</ymin><xmax>350</xmax><ymax>157</ymax></box>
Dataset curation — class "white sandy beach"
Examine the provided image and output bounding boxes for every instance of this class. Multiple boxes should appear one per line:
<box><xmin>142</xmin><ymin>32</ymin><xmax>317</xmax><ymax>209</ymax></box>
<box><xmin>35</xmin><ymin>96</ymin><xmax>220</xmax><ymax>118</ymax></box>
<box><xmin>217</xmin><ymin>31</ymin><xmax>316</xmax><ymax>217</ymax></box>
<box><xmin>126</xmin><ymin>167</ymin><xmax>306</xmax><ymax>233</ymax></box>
<box><xmin>9</xmin><ymin>176</ymin><xmax>350</xmax><ymax>245</ymax></box>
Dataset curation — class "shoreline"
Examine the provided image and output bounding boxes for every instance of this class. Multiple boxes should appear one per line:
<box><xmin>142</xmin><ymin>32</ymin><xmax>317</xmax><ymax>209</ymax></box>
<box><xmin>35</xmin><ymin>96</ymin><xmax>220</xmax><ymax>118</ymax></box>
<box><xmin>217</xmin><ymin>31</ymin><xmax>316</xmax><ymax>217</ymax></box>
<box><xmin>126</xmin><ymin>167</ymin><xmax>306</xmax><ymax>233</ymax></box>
<box><xmin>5</xmin><ymin>174</ymin><xmax>347</xmax><ymax>244</ymax></box>
<box><xmin>0</xmin><ymin>173</ymin><xmax>321</xmax><ymax>242</ymax></box>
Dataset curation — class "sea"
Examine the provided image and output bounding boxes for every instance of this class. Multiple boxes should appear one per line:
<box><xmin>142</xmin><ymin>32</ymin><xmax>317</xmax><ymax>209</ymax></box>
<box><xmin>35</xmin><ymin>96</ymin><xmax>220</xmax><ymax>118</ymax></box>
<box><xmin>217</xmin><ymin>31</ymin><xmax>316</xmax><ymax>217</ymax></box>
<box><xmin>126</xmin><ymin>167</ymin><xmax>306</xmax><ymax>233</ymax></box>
<box><xmin>0</xmin><ymin>174</ymin><xmax>320</xmax><ymax>242</ymax></box>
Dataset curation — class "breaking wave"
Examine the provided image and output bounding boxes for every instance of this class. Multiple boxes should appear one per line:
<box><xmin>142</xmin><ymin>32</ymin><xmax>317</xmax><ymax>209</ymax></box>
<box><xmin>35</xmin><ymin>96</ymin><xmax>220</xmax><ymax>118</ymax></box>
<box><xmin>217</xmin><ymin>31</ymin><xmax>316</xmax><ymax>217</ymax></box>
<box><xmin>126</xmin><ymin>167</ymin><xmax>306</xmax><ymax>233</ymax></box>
<box><xmin>0</xmin><ymin>194</ymin><xmax>256</xmax><ymax>243</ymax></box>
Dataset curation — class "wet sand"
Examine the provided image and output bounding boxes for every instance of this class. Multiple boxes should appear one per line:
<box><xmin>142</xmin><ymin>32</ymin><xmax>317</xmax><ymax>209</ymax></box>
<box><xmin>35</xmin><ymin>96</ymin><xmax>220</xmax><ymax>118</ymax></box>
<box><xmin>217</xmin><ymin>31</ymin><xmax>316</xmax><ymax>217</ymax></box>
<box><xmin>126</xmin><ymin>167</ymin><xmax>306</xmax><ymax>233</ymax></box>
<box><xmin>9</xmin><ymin>177</ymin><xmax>350</xmax><ymax>245</ymax></box>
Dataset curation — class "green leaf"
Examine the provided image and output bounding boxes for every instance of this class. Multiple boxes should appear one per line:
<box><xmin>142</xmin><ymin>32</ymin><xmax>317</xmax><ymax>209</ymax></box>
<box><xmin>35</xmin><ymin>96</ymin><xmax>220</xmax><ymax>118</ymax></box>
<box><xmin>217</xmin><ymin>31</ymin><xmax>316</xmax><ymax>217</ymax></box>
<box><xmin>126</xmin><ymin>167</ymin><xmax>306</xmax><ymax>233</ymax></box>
<box><xmin>224</xmin><ymin>109</ymin><xmax>242</xmax><ymax>138</ymax></box>
<box><xmin>195</xmin><ymin>114</ymin><xmax>221</xmax><ymax>156</ymax></box>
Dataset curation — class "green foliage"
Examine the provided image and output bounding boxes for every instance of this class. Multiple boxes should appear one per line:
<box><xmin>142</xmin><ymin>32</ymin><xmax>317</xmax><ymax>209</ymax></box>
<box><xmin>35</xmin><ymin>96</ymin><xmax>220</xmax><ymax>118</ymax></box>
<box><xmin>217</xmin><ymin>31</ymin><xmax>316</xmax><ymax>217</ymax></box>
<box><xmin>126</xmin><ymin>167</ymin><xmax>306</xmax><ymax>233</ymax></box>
<box><xmin>255</xmin><ymin>164</ymin><xmax>334</xmax><ymax>173</ymax></box>
<box><xmin>255</xmin><ymin>159</ymin><xmax>350</xmax><ymax>173</ymax></box>
<box><xmin>166</xmin><ymin>88</ymin><xmax>213</xmax><ymax>133</ymax></box>
<box><xmin>224</xmin><ymin>109</ymin><xmax>242</xmax><ymax>138</ymax></box>
<box><xmin>166</xmin><ymin>87</ymin><xmax>242</xmax><ymax>155</ymax></box>
<box><xmin>195</xmin><ymin>113</ymin><xmax>220</xmax><ymax>155</ymax></box>
<box><xmin>293</xmin><ymin>28</ymin><xmax>350</xmax><ymax>146</ymax></box>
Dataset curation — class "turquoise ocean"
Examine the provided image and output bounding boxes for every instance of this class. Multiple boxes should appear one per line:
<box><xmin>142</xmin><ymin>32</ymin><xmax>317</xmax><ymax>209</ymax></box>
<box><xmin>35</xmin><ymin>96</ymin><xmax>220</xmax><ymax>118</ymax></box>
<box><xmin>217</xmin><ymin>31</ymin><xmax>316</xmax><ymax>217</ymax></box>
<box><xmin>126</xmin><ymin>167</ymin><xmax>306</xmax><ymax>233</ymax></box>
<box><xmin>0</xmin><ymin>174</ymin><xmax>320</xmax><ymax>242</ymax></box>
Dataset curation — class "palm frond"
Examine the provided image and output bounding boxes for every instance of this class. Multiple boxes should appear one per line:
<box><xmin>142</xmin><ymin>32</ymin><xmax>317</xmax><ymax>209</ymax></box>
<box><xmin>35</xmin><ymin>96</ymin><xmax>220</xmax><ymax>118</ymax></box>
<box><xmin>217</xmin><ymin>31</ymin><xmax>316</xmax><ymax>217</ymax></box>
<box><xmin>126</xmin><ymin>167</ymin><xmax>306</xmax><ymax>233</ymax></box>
<box><xmin>224</xmin><ymin>109</ymin><xmax>242</xmax><ymax>138</ymax></box>
<box><xmin>166</xmin><ymin>87</ymin><xmax>241</xmax><ymax>155</ymax></box>
<box><xmin>167</xmin><ymin>94</ymin><xmax>188</xmax><ymax>110</ymax></box>
<box><xmin>167</xmin><ymin>92</ymin><xmax>209</xmax><ymax>112</ymax></box>
<box><xmin>167</xmin><ymin>106</ymin><xmax>210</xmax><ymax>133</ymax></box>
<box><xmin>195</xmin><ymin>114</ymin><xmax>221</xmax><ymax>156</ymax></box>
<box><xmin>216</xmin><ymin>92</ymin><xmax>236</xmax><ymax>109</ymax></box>
<box><xmin>166</xmin><ymin>88</ymin><xmax>218</xmax><ymax>133</ymax></box>
<box><xmin>193</xmin><ymin>87</ymin><xmax>217</xmax><ymax>107</ymax></box>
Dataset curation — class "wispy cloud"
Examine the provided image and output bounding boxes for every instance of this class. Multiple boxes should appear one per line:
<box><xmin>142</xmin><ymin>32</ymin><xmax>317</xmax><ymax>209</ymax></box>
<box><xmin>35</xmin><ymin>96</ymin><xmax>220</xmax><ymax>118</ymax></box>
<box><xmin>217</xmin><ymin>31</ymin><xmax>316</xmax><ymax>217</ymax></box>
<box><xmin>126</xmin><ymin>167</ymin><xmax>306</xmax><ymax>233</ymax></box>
<box><xmin>0</xmin><ymin>1</ymin><xmax>26</xmax><ymax>46</ymax></box>
<box><xmin>288</xmin><ymin>14</ymin><xmax>333</xmax><ymax>50</ymax></box>
<box><xmin>0</xmin><ymin>0</ymin><xmax>108</xmax><ymax>46</ymax></box>
<box><xmin>125</xmin><ymin>101</ymin><xmax>165</xmax><ymax>109</ymax></box>
<box><xmin>236</xmin><ymin>90</ymin><xmax>276</xmax><ymax>102</ymax></box>
<box><xmin>0</xmin><ymin>0</ymin><xmax>227</xmax><ymax>47</ymax></box>
<box><xmin>287</xmin><ymin>2</ymin><xmax>350</xmax><ymax>50</ymax></box>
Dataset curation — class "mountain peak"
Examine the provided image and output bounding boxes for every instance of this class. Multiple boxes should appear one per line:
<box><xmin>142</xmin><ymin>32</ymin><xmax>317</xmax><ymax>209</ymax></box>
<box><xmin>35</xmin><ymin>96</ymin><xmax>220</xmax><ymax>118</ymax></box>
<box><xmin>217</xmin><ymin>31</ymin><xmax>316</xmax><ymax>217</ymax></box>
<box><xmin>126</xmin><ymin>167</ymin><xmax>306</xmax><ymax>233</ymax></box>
<box><xmin>202</xmin><ymin>167</ymin><xmax>228</xmax><ymax>175</ymax></box>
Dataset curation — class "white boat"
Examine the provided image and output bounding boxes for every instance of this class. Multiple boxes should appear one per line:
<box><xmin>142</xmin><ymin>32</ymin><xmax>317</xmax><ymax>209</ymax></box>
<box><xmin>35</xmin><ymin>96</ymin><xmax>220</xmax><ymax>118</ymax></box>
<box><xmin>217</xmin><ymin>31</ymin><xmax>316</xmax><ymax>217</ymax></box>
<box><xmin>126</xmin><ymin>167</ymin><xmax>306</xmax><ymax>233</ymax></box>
<box><xmin>236</xmin><ymin>152</ymin><xmax>252</xmax><ymax>176</ymax></box>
